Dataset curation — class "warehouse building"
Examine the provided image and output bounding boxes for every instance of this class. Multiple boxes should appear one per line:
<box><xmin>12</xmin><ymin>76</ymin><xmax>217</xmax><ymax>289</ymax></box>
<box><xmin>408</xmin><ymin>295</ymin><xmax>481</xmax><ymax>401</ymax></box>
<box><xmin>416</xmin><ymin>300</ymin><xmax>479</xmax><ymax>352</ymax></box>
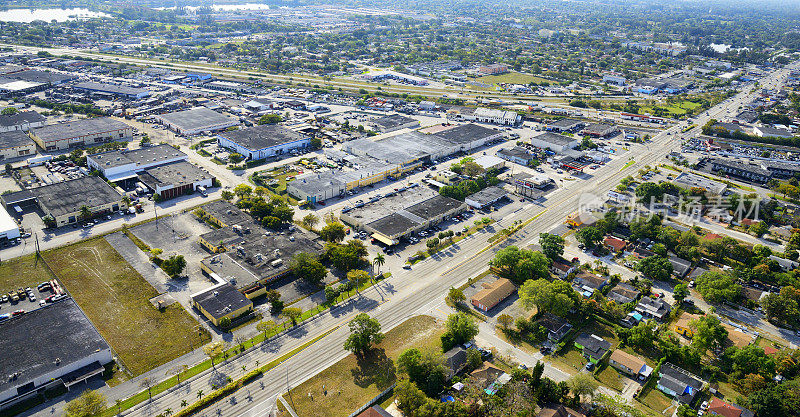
<box><xmin>582</xmin><ymin>123</ymin><xmax>618</xmax><ymax>138</ymax></box>
<box><xmin>1</xmin><ymin>176</ymin><xmax>123</xmax><ymax>227</ymax></box>
<box><xmin>138</xmin><ymin>160</ymin><xmax>214</xmax><ymax>200</ymax></box>
<box><xmin>448</xmin><ymin>107</ymin><xmax>520</xmax><ymax>126</ymax></box>
<box><xmin>760</xmin><ymin>160</ymin><xmax>800</xmax><ymax>179</ymax></box>
<box><xmin>711</xmin><ymin>159</ymin><xmax>772</xmax><ymax>183</ymax></box>
<box><xmin>197</xmin><ymin>200</ymin><xmax>251</xmax><ymax>228</ymax></box>
<box><xmin>191</xmin><ymin>282</ymin><xmax>253</xmax><ymax>327</ymax></box>
<box><xmin>0</xmin><ymin>110</ymin><xmax>45</xmax><ymax>133</ymax></box>
<box><xmin>546</xmin><ymin>118</ymin><xmax>584</xmax><ymax>133</ymax></box>
<box><xmin>73</xmin><ymin>82</ymin><xmax>151</xmax><ymax>99</ymax></box>
<box><xmin>200</xmin><ymin>229</ymin><xmax>324</xmax><ymax>299</ymax></box>
<box><xmin>8</xmin><ymin>70</ymin><xmax>76</xmax><ymax>86</ymax></box>
<box><xmin>30</xmin><ymin>117</ymin><xmax>134</xmax><ymax>151</ymax></box>
<box><xmin>530</xmin><ymin>132</ymin><xmax>580</xmax><ymax>153</ymax></box>
<box><xmin>0</xmin><ymin>298</ymin><xmax>113</xmax><ymax>408</ymax></box>
<box><xmin>432</xmin><ymin>123</ymin><xmax>505</xmax><ymax>152</ymax></box>
<box><xmin>217</xmin><ymin>124</ymin><xmax>310</xmax><ymax>161</ymax></box>
<box><xmin>87</xmin><ymin>144</ymin><xmax>188</xmax><ymax>182</ymax></box>
<box><xmin>155</xmin><ymin>108</ymin><xmax>239</xmax><ymax>136</ymax></box>
<box><xmin>0</xmin><ymin>206</ymin><xmax>19</xmax><ymax>240</ymax></box>
<box><xmin>287</xmin><ymin>171</ymin><xmax>348</xmax><ymax>204</ymax></box>
<box><xmin>465</xmin><ymin>186</ymin><xmax>508</xmax><ymax>209</ymax></box>
<box><xmin>496</xmin><ymin>147</ymin><xmax>534</xmax><ymax>166</ymax></box>
<box><xmin>0</xmin><ymin>131</ymin><xmax>35</xmax><ymax>160</ymax></box>
<box><xmin>0</xmin><ymin>77</ymin><xmax>45</xmax><ymax>96</ymax></box>
<box><xmin>369</xmin><ymin>114</ymin><xmax>421</xmax><ymax>133</ymax></box>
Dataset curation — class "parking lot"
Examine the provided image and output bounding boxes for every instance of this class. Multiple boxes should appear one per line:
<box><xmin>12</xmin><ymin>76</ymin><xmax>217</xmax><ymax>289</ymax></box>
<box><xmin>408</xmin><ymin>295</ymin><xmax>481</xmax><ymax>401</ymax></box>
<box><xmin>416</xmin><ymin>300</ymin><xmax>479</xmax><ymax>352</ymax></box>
<box><xmin>0</xmin><ymin>280</ymin><xmax>67</xmax><ymax>320</ymax></box>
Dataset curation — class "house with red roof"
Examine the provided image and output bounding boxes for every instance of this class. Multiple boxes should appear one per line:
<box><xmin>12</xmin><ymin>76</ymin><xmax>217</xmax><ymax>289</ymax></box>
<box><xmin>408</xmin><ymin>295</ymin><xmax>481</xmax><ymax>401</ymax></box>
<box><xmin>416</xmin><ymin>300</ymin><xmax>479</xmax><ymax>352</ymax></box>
<box><xmin>707</xmin><ymin>398</ymin><xmax>754</xmax><ymax>417</ymax></box>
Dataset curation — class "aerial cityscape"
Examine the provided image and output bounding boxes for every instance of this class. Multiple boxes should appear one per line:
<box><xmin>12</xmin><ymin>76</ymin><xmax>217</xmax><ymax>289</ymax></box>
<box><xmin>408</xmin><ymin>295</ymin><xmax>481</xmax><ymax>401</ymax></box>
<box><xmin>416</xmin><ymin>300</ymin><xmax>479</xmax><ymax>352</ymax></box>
<box><xmin>0</xmin><ymin>1</ymin><xmax>799</xmax><ymax>416</ymax></box>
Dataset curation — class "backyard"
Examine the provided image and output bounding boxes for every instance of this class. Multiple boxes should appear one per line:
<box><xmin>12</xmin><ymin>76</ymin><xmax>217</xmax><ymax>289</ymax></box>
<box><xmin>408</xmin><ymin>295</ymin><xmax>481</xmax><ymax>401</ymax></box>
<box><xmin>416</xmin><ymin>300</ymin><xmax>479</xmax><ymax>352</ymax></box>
<box><xmin>42</xmin><ymin>238</ymin><xmax>210</xmax><ymax>377</ymax></box>
<box><xmin>285</xmin><ymin>315</ymin><xmax>445</xmax><ymax>416</ymax></box>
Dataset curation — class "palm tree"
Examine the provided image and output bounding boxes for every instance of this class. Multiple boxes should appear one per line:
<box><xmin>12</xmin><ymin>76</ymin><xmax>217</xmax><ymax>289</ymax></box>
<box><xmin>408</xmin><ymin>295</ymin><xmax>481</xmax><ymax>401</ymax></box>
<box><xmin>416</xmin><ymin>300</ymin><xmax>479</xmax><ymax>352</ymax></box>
<box><xmin>181</xmin><ymin>400</ymin><xmax>188</xmax><ymax>408</ymax></box>
<box><xmin>197</xmin><ymin>390</ymin><xmax>204</xmax><ymax>399</ymax></box>
<box><xmin>372</xmin><ymin>254</ymin><xmax>385</xmax><ymax>277</ymax></box>
<box><xmin>79</xmin><ymin>205</ymin><xmax>92</xmax><ymax>223</ymax></box>
<box><xmin>116</xmin><ymin>399</ymin><xmax>123</xmax><ymax>416</ymax></box>
<box><xmin>164</xmin><ymin>408</ymin><xmax>173</xmax><ymax>417</ymax></box>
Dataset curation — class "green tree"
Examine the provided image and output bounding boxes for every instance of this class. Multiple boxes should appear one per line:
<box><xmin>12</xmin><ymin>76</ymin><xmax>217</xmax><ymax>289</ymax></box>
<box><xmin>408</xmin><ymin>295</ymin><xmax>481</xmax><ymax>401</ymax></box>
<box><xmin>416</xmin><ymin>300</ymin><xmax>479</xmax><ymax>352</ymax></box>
<box><xmin>257</xmin><ymin>114</ymin><xmax>283</xmax><ymax>124</ymax></box>
<box><xmin>301</xmin><ymin>213</ymin><xmax>319</xmax><ymax>230</ymax></box>
<box><xmin>64</xmin><ymin>389</ymin><xmax>106</xmax><ymax>417</ymax></box>
<box><xmin>346</xmin><ymin>269</ymin><xmax>370</xmax><ymax>293</ymax></box>
<box><xmin>519</xmin><ymin>278</ymin><xmax>576</xmax><ymax>317</ymax></box>
<box><xmin>750</xmin><ymin>221</ymin><xmax>769</xmax><ymax>238</ymax></box>
<box><xmin>79</xmin><ymin>205</ymin><xmax>93</xmax><ymax>223</ymax></box>
<box><xmin>161</xmin><ymin>255</ymin><xmax>186</xmax><ymax>278</ymax></box>
<box><xmin>441</xmin><ymin>312</ymin><xmax>478</xmax><ymax>350</ymax></box>
<box><xmin>221</xmin><ymin>190</ymin><xmax>234</xmax><ymax>201</ymax></box>
<box><xmin>696</xmin><ymin>271</ymin><xmax>741</xmax><ymax>304</ymax></box>
<box><xmin>673</xmin><ymin>283</ymin><xmax>689</xmax><ymax>304</ymax></box>
<box><xmin>290</xmin><ymin>253</ymin><xmax>327</xmax><ymax>285</ymax></box>
<box><xmin>489</xmin><ymin>246</ymin><xmax>550</xmax><ymax>284</ymax></box>
<box><xmin>539</xmin><ymin>233</ymin><xmax>565</xmax><ymax>260</ymax></box>
<box><xmin>372</xmin><ymin>253</ymin><xmax>385</xmax><ymax>276</ymax></box>
<box><xmin>319</xmin><ymin>222</ymin><xmax>346</xmax><ymax>242</ymax></box>
<box><xmin>203</xmin><ymin>342</ymin><xmax>224</xmax><ymax>370</ymax></box>
<box><xmin>568</xmin><ymin>373</ymin><xmax>599</xmax><ymax>401</ymax></box>
<box><xmin>575</xmin><ymin>226</ymin><xmax>603</xmax><ymax>248</ymax></box>
<box><xmin>1</xmin><ymin>107</ymin><xmax>19</xmax><ymax>115</ymax></box>
<box><xmin>447</xmin><ymin>287</ymin><xmax>465</xmax><ymax>305</ymax></box>
<box><xmin>497</xmin><ymin>313</ymin><xmax>513</xmax><ymax>329</ymax></box>
<box><xmin>281</xmin><ymin>307</ymin><xmax>303</xmax><ymax>326</ymax></box>
<box><xmin>233</xmin><ymin>184</ymin><xmax>252</xmax><ymax>198</ymax></box>
<box><xmin>397</xmin><ymin>348</ymin><xmax>448</xmax><ymax>397</ymax></box>
<box><xmin>636</xmin><ymin>256</ymin><xmax>673</xmax><ymax>281</ymax></box>
<box><xmin>725</xmin><ymin>345</ymin><xmax>776</xmax><ymax>378</ymax></box>
<box><xmin>343</xmin><ymin>313</ymin><xmax>384</xmax><ymax>357</ymax></box>
<box><xmin>690</xmin><ymin>314</ymin><xmax>728</xmax><ymax>352</ymax></box>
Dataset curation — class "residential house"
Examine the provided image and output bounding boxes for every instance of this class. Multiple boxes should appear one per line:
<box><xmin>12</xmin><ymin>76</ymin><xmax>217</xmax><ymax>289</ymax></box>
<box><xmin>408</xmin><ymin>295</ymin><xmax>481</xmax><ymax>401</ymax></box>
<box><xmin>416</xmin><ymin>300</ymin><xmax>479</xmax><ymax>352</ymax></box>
<box><xmin>607</xmin><ymin>282</ymin><xmax>641</xmax><ymax>305</ymax></box>
<box><xmin>538</xmin><ymin>405</ymin><xmax>586</xmax><ymax>417</ymax></box>
<box><xmin>635</xmin><ymin>297</ymin><xmax>672</xmax><ymax>321</ymax></box>
<box><xmin>668</xmin><ymin>255</ymin><xmax>692</xmax><ymax>278</ymax></box>
<box><xmin>471</xmin><ymin>277</ymin><xmax>516</xmax><ymax>312</ymax></box>
<box><xmin>443</xmin><ymin>346</ymin><xmax>468</xmax><ymax>379</ymax></box>
<box><xmin>574</xmin><ymin>333</ymin><xmax>611</xmax><ymax>364</ymax></box>
<box><xmin>550</xmin><ymin>261</ymin><xmax>574</xmax><ymax>278</ymax></box>
<box><xmin>707</xmin><ymin>398</ymin><xmax>754</xmax><ymax>417</ymax></box>
<box><xmin>470</xmin><ymin>363</ymin><xmax>505</xmax><ymax>389</ymax></box>
<box><xmin>657</xmin><ymin>363</ymin><xmax>705</xmax><ymax>404</ymax></box>
<box><xmin>609</xmin><ymin>350</ymin><xmax>652</xmax><ymax>380</ymax></box>
<box><xmin>603</xmin><ymin>236</ymin><xmax>627</xmax><ymax>253</ymax></box>
<box><xmin>573</xmin><ymin>271</ymin><xmax>609</xmax><ymax>293</ymax></box>
<box><xmin>769</xmin><ymin>255</ymin><xmax>798</xmax><ymax>272</ymax></box>
<box><xmin>356</xmin><ymin>405</ymin><xmax>393</xmax><ymax>417</ymax></box>
<box><xmin>538</xmin><ymin>313</ymin><xmax>573</xmax><ymax>342</ymax></box>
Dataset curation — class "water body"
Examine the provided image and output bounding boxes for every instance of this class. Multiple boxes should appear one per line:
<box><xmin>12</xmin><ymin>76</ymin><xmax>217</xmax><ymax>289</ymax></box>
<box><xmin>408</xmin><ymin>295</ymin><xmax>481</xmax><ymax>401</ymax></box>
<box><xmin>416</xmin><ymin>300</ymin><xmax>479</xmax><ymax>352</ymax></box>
<box><xmin>0</xmin><ymin>8</ymin><xmax>110</xmax><ymax>23</ymax></box>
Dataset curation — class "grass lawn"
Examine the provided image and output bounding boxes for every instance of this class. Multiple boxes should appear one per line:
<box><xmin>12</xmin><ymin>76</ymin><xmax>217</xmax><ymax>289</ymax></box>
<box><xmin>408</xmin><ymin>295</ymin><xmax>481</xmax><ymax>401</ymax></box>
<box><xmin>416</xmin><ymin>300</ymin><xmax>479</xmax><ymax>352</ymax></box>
<box><xmin>252</xmin><ymin>168</ymin><xmax>301</xmax><ymax>205</ymax></box>
<box><xmin>546</xmin><ymin>348</ymin><xmax>585</xmax><ymax>375</ymax></box>
<box><xmin>286</xmin><ymin>315</ymin><xmax>445</xmax><ymax>417</ymax></box>
<box><xmin>476</xmin><ymin>72</ymin><xmax>552</xmax><ymax>85</ymax></box>
<box><xmin>0</xmin><ymin>253</ymin><xmax>57</xmax><ymax>290</ymax></box>
<box><xmin>639</xmin><ymin>388</ymin><xmax>675</xmax><ymax>415</ymax></box>
<box><xmin>42</xmin><ymin>238</ymin><xmax>210</xmax><ymax>376</ymax></box>
<box><xmin>595</xmin><ymin>366</ymin><xmax>624</xmax><ymax>392</ymax></box>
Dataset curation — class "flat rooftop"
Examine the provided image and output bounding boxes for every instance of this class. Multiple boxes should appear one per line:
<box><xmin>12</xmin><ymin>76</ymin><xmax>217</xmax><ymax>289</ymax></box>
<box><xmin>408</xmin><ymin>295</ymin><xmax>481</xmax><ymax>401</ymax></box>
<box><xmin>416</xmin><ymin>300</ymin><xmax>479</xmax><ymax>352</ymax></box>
<box><xmin>548</xmin><ymin>118</ymin><xmax>583</xmax><ymax>128</ymax></box>
<box><xmin>344</xmin><ymin>186</ymin><xmax>437</xmax><ymax>225</ymax></box>
<box><xmin>372</xmin><ymin>114</ymin><xmax>418</xmax><ymax>130</ymax></box>
<box><xmin>0</xmin><ymin>131</ymin><xmax>32</xmax><ymax>150</ymax></box>
<box><xmin>0</xmin><ymin>298</ymin><xmax>110</xmax><ymax>395</ymax></box>
<box><xmin>432</xmin><ymin>123</ymin><xmax>500</xmax><ymax>145</ymax></box>
<box><xmin>192</xmin><ymin>283</ymin><xmax>252</xmax><ymax>320</ymax></box>
<box><xmin>289</xmin><ymin>171</ymin><xmax>347</xmax><ymax>196</ymax></box>
<box><xmin>368</xmin><ymin>212</ymin><xmax>422</xmax><ymax>237</ymax></box>
<box><xmin>466</xmin><ymin>186</ymin><xmax>508</xmax><ymax>206</ymax></box>
<box><xmin>139</xmin><ymin>161</ymin><xmax>211</xmax><ymax>189</ymax></box>
<box><xmin>218</xmin><ymin>124</ymin><xmax>306</xmax><ymax>151</ymax></box>
<box><xmin>10</xmin><ymin>69</ymin><xmax>76</xmax><ymax>85</ymax></box>
<box><xmin>89</xmin><ymin>144</ymin><xmax>187</xmax><ymax>170</ymax></box>
<box><xmin>157</xmin><ymin>108</ymin><xmax>237</xmax><ymax>132</ymax></box>
<box><xmin>33</xmin><ymin>175</ymin><xmax>121</xmax><ymax>218</ymax></box>
<box><xmin>532</xmin><ymin>132</ymin><xmax>576</xmax><ymax>147</ymax></box>
<box><xmin>405</xmin><ymin>194</ymin><xmax>466</xmax><ymax>221</ymax></box>
<box><xmin>32</xmin><ymin>117</ymin><xmax>131</xmax><ymax>142</ymax></box>
<box><xmin>0</xmin><ymin>110</ymin><xmax>45</xmax><ymax>128</ymax></box>
<box><xmin>200</xmin><ymin>200</ymin><xmax>251</xmax><ymax>226</ymax></box>
<box><xmin>74</xmin><ymin>81</ymin><xmax>149</xmax><ymax>97</ymax></box>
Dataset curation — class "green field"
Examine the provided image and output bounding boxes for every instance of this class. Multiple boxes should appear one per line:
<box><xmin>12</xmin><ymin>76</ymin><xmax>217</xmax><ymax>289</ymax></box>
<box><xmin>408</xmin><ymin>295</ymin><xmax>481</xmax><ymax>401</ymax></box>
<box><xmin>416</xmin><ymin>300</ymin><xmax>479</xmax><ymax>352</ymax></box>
<box><xmin>286</xmin><ymin>315</ymin><xmax>445</xmax><ymax>417</ymax></box>
<box><xmin>42</xmin><ymin>238</ymin><xmax>210</xmax><ymax>376</ymax></box>
<box><xmin>0</xmin><ymin>253</ymin><xmax>57</xmax><ymax>291</ymax></box>
<box><xmin>476</xmin><ymin>71</ymin><xmax>552</xmax><ymax>85</ymax></box>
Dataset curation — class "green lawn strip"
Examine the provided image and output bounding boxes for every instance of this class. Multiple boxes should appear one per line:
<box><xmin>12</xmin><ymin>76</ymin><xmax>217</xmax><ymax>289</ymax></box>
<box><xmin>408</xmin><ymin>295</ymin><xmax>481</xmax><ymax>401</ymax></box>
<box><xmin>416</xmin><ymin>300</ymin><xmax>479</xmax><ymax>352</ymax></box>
<box><xmin>621</xmin><ymin>160</ymin><xmax>636</xmax><ymax>171</ymax></box>
<box><xmin>408</xmin><ymin>221</ymin><xmax>494</xmax><ymax>265</ymax></box>
<box><xmin>173</xmin><ymin>328</ymin><xmax>337</xmax><ymax>417</ymax></box>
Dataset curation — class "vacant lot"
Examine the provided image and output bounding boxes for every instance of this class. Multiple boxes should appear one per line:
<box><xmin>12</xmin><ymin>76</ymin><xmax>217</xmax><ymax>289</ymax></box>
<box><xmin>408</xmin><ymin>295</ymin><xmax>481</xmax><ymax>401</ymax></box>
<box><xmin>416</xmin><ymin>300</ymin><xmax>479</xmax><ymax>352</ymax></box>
<box><xmin>477</xmin><ymin>72</ymin><xmax>552</xmax><ymax>85</ymax></box>
<box><xmin>287</xmin><ymin>315</ymin><xmax>445</xmax><ymax>417</ymax></box>
<box><xmin>43</xmin><ymin>238</ymin><xmax>209</xmax><ymax>376</ymax></box>
<box><xmin>0</xmin><ymin>253</ymin><xmax>56</xmax><ymax>291</ymax></box>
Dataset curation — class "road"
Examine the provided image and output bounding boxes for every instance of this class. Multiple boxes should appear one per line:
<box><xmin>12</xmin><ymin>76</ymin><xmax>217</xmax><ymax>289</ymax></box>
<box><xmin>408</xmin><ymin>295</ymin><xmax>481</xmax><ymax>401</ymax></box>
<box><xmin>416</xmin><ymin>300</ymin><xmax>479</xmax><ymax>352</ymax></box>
<box><xmin>17</xmin><ymin>58</ymin><xmax>793</xmax><ymax>417</ymax></box>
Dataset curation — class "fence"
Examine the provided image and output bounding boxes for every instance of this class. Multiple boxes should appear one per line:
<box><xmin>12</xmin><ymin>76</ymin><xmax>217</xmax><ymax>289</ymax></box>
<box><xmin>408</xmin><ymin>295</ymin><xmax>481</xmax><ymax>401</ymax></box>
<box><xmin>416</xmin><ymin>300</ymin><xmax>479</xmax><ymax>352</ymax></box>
<box><xmin>347</xmin><ymin>383</ymin><xmax>396</xmax><ymax>417</ymax></box>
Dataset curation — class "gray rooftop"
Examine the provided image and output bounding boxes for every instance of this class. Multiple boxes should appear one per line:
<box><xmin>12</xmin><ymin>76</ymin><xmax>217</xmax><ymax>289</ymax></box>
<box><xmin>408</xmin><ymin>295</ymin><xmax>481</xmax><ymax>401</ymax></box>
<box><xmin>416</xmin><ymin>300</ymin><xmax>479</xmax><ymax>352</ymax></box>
<box><xmin>89</xmin><ymin>144</ymin><xmax>187</xmax><ymax>169</ymax></box>
<box><xmin>218</xmin><ymin>124</ymin><xmax>306</xmax><ymax>151</ymax></box>
<box><xmin>405</xmin><ymin>195</ymin><xmax>466</xmax><ymax>221</ymax></box>
<box><xmin>157</xmin><ymin>108</ymin><xmax>237</xmax><ymax>132</ymax></box>
<box><xmin>466</xmin><ymin>186</ymin><xmax>508</xmax><ymax>206</ymax></box>
<box><xmin>371</xmin><ymin>114</ymin><xmax>418</xmax><ymax>130</ymax></box>
<box><xmin>200</xmin><ymin>200</ymin><xmax>251</xmax><ymax>227</ymax></box>
<box><xmin>432</xmin><ymin>123</ymin><xmax>500</xmax><ymax>145</ymax></box>
<box><xmin>32</xmin><ymin>117</ymin><xmax>131</xmax><ymax>143</ymax></box>
<box><xmin>10</xmin><ymin>69</ymin><xmax>76</xmax><ymax>85</ymax></box>
<box><xmin>0</xmin><ymin>130</ymin><xmax>32</xmax><ymax>150</ymax></box>
<box><xmin>711</xmin><ymin>158</ymin><xmax>772</xmax><ymax>177</ymax></box>
<box><xmin>33</xmin><ymin>175</ymin><xmax>122</xmax><ymax>218</ymax></box>
<box><xmin>73</xmin><ymin>81</ymin><xmax>150</xmax><ymax>97</ymax></box>
<box><xmin>532</xmin><ymin>132</ymin><xmax>576</xmax><ymax>147</ymax></box>
<box><xmin>0</xmin><ymin>298</ymin><xmax>110</xmax><ymax>395</ymax></box>
<box><xmin>192</xmin><ymin>283</ymin><xmax>252</xmax><ymax>320</ymax></box>
<box><xmin>547</xmin><ymin>118</ymin><xmax>583</xmax><ymax>129</ymax></box>
<box><xmin>0</xmin><ymin>110</ymin><xmax>45</xmax><ymax>128</ymax></box>
<box><xmin>368</xmin><ymin>212</ymin><xmax>422</xmax><ymax>237</ymax></box>
<box><xmin>138</xmin><ymin>161</ymin><xmax>211</xmax><ymax>189</ymax></box>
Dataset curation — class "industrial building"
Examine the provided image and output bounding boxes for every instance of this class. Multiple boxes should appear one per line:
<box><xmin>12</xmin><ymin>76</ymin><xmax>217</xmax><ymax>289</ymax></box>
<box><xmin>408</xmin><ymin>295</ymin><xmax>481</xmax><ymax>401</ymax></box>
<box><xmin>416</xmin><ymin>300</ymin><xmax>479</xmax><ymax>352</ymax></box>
<box><xmin>200</xmin><ymin>228</ymin><xmax>324</xmax><ymax>299</ymax></box>
<box><xmin>191</xmin><ymin>282</ymin><xmax>253</xmax><ymax>327</ymax></box>
<box><xmin>760</xmin><ymin>160</ymin><xmax>800</xmax><ymax>178</ymax></box>
<box><xmin>369</xmin><ymin>114</ymin><xmax>421</xmax><ymax>133</ymax></box>
<box><xmin>155</xmin><ymin>108</ymin><xmax>239</xmax><ymax>136</ymax></box>
<box><xmin>30</xmin><ymin>117</ymin><xmax>133</xmax><ymax>151</ymax></box>
<box><xmin>197</xmin><ymin>200</ymin><xmax>251</xmax><ymax>229</ymax></box>
<box><xmin>0</xmin><ymin>77</ymin><xmax>45</xmax><ymax>96</ymax></box>
<box><xmin>1</xmin><ymin>176</ymin><xmax>123</xmax><ymax>227</ymax></box>
<box><xmin>711</xmin><ymin>159</ymin><xmax>772</xmax><ymax>183</ymax></box>
<box><xmin>545</xmin><ymin>119</ymin><xmax>584</xmax><ymax>133</ymax></box>
<box><xmin>448</xmin><ymin>107</ymin><xmax>520</xmax><ymax>125</ymax></box>
<box><xmin>287</xmin><ymin>171</ymin><xmax>348</xmax><ymax>205</ymax></box>
<box><xmin>0</xmin><ymin>206</ymin><xmax>19</xmax><ymax>240</ymax></box>
<box><xmin>8</xmin><ymin>70</ymin><xmax>76</xmax><ymax>86</ymax></box>
<box><xmin>138</xmin><ymin>161</ymin><xmax>213</xmax><ymax>200</ymax></box>
<box><xmin>72</xmin><ymin>82</ymin><xmax>151</xmax><ymax>99</ymax></box>
<box><xmin>87</xmin><ymin>144</ymin><xmax>189</xmax><ymax>182</ymax></box>
<box><xmin>0</xmin><ymin>298</ymin><xmax>113</xmax><ymax>408</ymax></box>
<box><xmin>341</xmin><ymin>186</ymin><xmax>466</xmax><ymax>245</ymax></box>
<box><xmin>530</xmin><ymin>132</ymin><xmax>580</xmax><ymax>153</ymax></box>
<box><xmin>465</xmin><ymin>186</ymin><xmax>508</xmax><ymax>209</ymax></box>
<box><xmin>0</xmin><ymin>110</ymin><xmax>45</xmax><ymax>133</ymax></box>
<box><xmin>216</xmin><ymin>124</ymin><xmax>310</xmax><ymax>161</ymax></box>
<box><xmin>496</xmin><ymin>147</ymin><xmax>534</xmax><ymax>166</ymax></box>
<box><xmin>582</xmin><ymin>123</ymin><xmax>618</xmax><ymax>138</ymax></box>
<box><xmin>0</xmin><ymin>131</ymin><xmax>35</xmax><ymax>160</ymax></box>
